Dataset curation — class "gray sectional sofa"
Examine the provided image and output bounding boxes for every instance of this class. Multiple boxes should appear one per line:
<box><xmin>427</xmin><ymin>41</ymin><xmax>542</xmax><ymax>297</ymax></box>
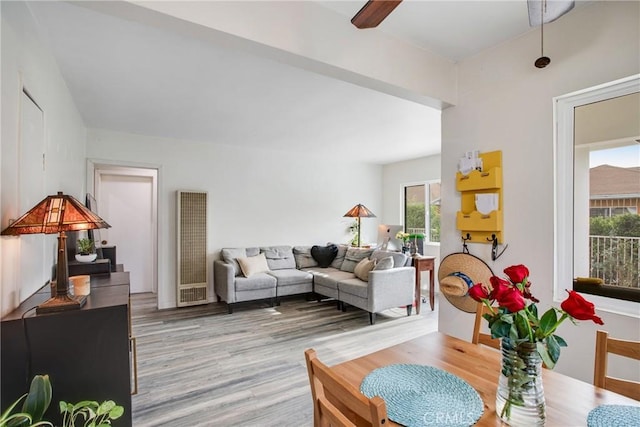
<box><xmin>213</xmin><ymin>244</ymin><xmax>415</xmax><ymax>324</ymax></box>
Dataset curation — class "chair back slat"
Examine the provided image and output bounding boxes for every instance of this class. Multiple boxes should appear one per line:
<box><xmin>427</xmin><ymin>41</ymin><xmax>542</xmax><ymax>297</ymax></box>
<box><xmin>305</xmin><ymin>349</ymin><xmax>388</xmax><ymax>427</ymax></box>
<box><xmin>593</xmin><ymin>330</ymin><xmax>640</xmax><ymax>401</ymax></box>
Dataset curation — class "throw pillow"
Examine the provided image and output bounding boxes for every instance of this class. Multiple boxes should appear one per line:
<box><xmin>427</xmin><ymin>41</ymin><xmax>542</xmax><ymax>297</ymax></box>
<box><xmin>311</xmin><ymin>244</ymin><xmax>339</xmax><ymax>268</ymax></box>
<box><xmin>261</xmin><ymin>246</ymin><xmax>296</xmax><ymax>270</ymax></box>
<box><xmin>221</xmin><ymin>248</ymin><xmax>247</xmax><ymax>277</ymax></box>
<box><xmin>373</xmin><ymin>256</ymin><xmax>394</xmax><ymax>271</ymax></box>
<box><xmin>354</xmin><ymin>258</ymin><xmax>377</xmax><ymax>282</ymax></box>
<box><xmin>293</xmin><ymin>246</ymin><xmax>318</xmax><ymax>269</ymax></box>
<box><xmin>330</xmin><ymin>244</ymin><xmax>348</xmax><ymax>269</ymax></box>
<box><xmin>237</xmin><ymin>253</ymin><xmax>270</xmax><ymax>277</ymax></box>
<box><xmin>340</xmin><ymin>247</ymin><xmax>375</xmax><ymax>273</ymax></box>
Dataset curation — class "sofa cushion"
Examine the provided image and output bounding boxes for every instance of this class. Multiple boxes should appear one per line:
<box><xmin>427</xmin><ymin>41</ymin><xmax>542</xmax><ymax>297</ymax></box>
<box><xmin>311</xmin><ymin>244</ymin><xmax>338</xmax><ymax>268</ymax></box>
<box><xmin>354</xmin><ymin>258</ymin><xmax>376</xmax><ymax>282</ymax></box>
<box><xmin>340</xmin><ymin>248</ymin><xmax>375</xmax><ymax>273</ymax></box>
<box><xmin>338</xmin><ymin>278</ymin><xmax>369</xmax><ymax>299</ymax></box>
<box><xmin>304</xmin><ymin>267</ymin><xmax>355</xmax><ymax>289</ymax></box>
<box><xmin>222</xmin><ymin>248</ymin><xmax>247</xmax><ymax>277</ymax></box>
<box><xmin>234</xmin><ymin>272</ymin><xmax>277</xmax><ymax>292</ymax></box>
<box><xmin>329</xmin><ymin>244</ymin><xmax>349</xmax><ymax>269</ymax></box>
<box><xmin>373</xmin><ymin>256</ymin><xmax>394</xmax><ymax>271</ymax></box>
<box><xmin>267</xmin><ymin>269</ymin><xmax>313</xmax><ymax>287</ymax></box>
<box><xmin>371</xmin><ymin>250</ymin><xmax>408</xmax><ymax>268</ymax></box>
<box><xmin>261</xmin><ymin>246</ymin><xmax>296</xmax><ymax>270</ymax></box>
<box><xmin>293</xmin><ymin>246</ymin><xmax>318</xmax><ymax>269</ymax></box>
<box><xmin>237</xmin><ymin>253</ymin><xmax>270</xmax><ymax>277</ymax></box>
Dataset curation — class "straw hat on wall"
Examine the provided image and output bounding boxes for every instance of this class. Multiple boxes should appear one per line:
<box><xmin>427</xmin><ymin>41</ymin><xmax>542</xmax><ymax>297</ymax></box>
<box><xmin>438</xmin><ymin>253</ymin><xmax>493</xmax><ymax>312</ymax></box>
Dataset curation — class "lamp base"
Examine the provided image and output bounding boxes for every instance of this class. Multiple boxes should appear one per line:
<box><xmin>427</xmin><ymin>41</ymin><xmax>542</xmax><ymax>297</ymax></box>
<box><xmin>36</xmin><ymin>294</ymin><xmax>87</xmax><ymax>314</ymax></box>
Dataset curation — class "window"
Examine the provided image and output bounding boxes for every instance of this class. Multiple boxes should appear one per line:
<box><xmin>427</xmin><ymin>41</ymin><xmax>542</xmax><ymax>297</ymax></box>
<box><xmin>584</xmin><ymin>145</ymin><xmax>640</xmax><ymax>290</ymax></box>
<box><xmin>554</xmin><ymin>75</ymin><xmax>640</xmax><ymax>315</ymax></box>
<box><xmin>403</xmin><ymin>181</ymin><xmax>441</xmax><ymax>244</ymax></box>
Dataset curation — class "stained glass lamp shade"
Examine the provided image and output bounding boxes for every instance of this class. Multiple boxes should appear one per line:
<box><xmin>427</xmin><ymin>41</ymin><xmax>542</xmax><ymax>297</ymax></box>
<box><xmin>1</xmin><ymin>192</ymin><xmax>110</xmax><ymax>313</ymax></box>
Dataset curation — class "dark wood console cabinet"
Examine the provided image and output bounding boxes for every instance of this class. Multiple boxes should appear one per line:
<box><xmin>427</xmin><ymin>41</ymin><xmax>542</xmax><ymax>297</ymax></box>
<box><xmin>1</xmin><ymin>272</ymin><xmax>132</xmax><ymax>426</ymax></box>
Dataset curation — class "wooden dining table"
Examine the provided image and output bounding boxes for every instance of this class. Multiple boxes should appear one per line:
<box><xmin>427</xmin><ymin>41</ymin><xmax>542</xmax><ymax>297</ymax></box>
<box><xmin>331</xmin><ymin>332</ymin><xmax>638</xmax><ymax>426</ymax></box>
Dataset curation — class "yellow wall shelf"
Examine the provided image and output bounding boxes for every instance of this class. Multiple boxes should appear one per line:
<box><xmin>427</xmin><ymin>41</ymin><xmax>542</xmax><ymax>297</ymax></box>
<box><xmin>456</xmin><ymin>150</ymin><xmax>503</xmax><ymax>243</ymax></box>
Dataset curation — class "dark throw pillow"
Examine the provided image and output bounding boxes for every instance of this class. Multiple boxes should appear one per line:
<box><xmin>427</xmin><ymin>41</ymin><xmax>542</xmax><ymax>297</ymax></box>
<box><xmin>311</xmin><ymin>244</ymin><xmax>339</xmax><ymax>268</ymax></box>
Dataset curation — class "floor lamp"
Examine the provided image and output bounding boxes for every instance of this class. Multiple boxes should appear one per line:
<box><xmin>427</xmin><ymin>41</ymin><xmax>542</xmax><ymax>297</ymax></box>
<box><xmin>343</xmin><ymin>203</ymin><xmax>376</xmax><ymax>247</ymax></box>
<box><xmin>1</xmin><ymin>192</ymin><xmax>110</xmax><ymax>314</ymax></box>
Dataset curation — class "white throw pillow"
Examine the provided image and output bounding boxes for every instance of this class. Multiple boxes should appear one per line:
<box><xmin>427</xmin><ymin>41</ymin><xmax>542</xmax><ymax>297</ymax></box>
<box><xmin>237</xmin><ymin>253</ymin><xmax>270</xmax><ymax>277</ymax></box>
<box><xmin>373</xmin><ymin>256</ymin><xmax>394</xmax><ymax>271</ymax></box>
<box><xmin>354</xmin><ymin>258</ymin><xmax>377</xmax><ymax>282</ymax></box>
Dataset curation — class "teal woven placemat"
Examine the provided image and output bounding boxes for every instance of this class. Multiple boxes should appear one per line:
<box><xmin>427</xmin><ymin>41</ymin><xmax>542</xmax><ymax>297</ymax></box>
<box><xmin>360</xmin><ymin>364</ymin><xmax>483</xmax><ymax>427</ymax></box>
<box><xmin>587</xmin><ymin>404</ymin><xmax>640</xmax><ymax>427</ymax></box>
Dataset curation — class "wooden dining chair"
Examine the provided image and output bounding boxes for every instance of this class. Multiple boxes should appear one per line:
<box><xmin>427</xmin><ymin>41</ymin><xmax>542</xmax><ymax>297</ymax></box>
<box><xmin>593</xmin><ymin>330</ymin><xmax>640</xmax><ymax>401</ymax></box>
<box><xmin>472</xmin><ymin>302</ymin><xmax>501</xmax><ymax>350</ymax></box>
<box><xmin>304</xmin><ymin>348</ymin><xmax>388</xmax><ymax>427</ymax></box>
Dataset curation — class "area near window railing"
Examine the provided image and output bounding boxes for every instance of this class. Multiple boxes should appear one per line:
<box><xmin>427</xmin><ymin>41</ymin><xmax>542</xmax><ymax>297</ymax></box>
<box><xmin>590</xmin><ymin>235</ymin><xmax>639</xmax><ymax>288</ymax></box>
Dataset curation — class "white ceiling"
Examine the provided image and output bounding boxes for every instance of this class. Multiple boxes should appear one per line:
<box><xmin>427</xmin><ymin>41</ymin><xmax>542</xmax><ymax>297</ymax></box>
<box><xmin>24</xmin><ymin>1</ymin><xmax>585</xmax><ymax>164</ymax></box>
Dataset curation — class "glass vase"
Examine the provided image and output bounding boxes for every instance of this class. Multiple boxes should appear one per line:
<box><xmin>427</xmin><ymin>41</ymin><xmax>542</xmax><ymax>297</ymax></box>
<box><xmin>495</xmin><ymin>338</ymin><xmax>546</xmax><ymax>426</ymax></box>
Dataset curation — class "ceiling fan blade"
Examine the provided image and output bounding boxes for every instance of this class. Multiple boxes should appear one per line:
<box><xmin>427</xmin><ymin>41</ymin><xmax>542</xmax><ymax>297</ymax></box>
<box><xmin>351</xmin><ymin>0</ymin><xmax>402</xmax><ymax>29</ymax></box>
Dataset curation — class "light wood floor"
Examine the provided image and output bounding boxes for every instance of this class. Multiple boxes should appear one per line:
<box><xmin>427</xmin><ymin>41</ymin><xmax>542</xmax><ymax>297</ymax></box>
<box><xmin>130</xmin><ymin>294</ymin><xmax>439</xmax><ymax>426</ymax></box>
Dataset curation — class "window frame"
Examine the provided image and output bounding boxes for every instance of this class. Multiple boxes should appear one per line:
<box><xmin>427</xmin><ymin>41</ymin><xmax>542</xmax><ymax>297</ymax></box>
<box><xmin>401</xmin><ymin>180</ymin><xmax>441</xmax><ymax>245</ymax></box>
<box><xmin>553</xmin><ymin>74</ymin><xmax>640</xmax><ymax>317</ymax></box>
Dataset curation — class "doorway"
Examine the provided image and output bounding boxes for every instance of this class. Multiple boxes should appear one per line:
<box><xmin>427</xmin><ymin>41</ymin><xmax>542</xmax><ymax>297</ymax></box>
<box><xmin>91</xmin><ymin>164</ymin><xmax>158</xmax><ymax>295</ymax></box>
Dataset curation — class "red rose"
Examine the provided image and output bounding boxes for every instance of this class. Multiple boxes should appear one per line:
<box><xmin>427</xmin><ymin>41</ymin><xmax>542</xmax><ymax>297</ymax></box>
<box><xmin>468</xmin><ymin>283</ymin><xmax>490</xmax><ymax>302</ymax></box>
<box><xmin>504</xmin><ymin>264</ymin><xmax>529</xmax><ymax>284</ymax></box>
<box><xmin>496</xmin><ymin>286</ymin><xmax>526</xmax><ymax>312</ymax></box>
<box><xmin>561</xmin><ymin>290</ymin><xmax>604</xmax><ymax>325</ymax></box>
<box><xmin>489</xmin><ymin>276</ymin><xmax>511</xmax><ymax>301</ymax></box>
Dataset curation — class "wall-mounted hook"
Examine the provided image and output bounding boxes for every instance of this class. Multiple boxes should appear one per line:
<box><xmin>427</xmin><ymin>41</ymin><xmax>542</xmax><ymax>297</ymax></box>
<box><xmin>487</xmin><ymin>234</ymin><xmax>508</xmax><ymax>260</ymax></box>
<box><xmin>461</xmin><ymin>233</ymin><xmax>471</xmax><ymax>254</ymax></box>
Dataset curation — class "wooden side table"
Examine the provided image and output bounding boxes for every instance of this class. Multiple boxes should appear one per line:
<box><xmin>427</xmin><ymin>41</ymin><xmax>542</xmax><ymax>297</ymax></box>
<box><xmin>412</xmin><ymin>255</ymin><xmax>436</xmax><ymax>313</ymax></box>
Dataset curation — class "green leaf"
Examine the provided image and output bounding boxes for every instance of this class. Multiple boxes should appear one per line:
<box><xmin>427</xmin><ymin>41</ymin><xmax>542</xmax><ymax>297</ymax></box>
<box><xmin>108</xmin><ymin>406</ymin><xmax>124</xmax><ymax>420</ymax></box>
<box><xmin>1</xmin><ymin>394</ymin><xmax>27</xmax><ymax>422</ymax></box>
<box><xmin>4</xmin><ymin>413</ymin><xmax>31</xmax><ymax>427</ymax></box>
<box><xmin>490</xmin><ymin>319</ymin><xmax>511</xmax><ymax>338</ymax></box>
<box><xmin>514</xmin><ymin>312</ymin><xmax>530</xmax><ymax>339</ymax></box>
<box><xmin>96</xmin><ymin>401</ymin><xmax>115</xmax><ymax>416</ymax></box>
<box><xmin>22</xmin><ymin>375</ymin><xmax>52</xmax><ymax>422</ymax></box>
<box><xmin>547</xmin><ymin>335</ymin><xmax>562</xmax><ymax>364</ymax></box>
<box><xmin>500</xmin><ymin>313</ymin><xmax>514</xmax><ymax>324</ymax></box>
<box><xmin>539</xmin><ymin>308</ymin><xmax>558</xmax><ymax>336</ymax></box>
<box><xmin>59</xmin><ymin>401</ymin><xmax>72</xmax><ymax>414</ymax></box>
<box><xmin>554</xmin><ymin>335</ymin><xmax>568</xmax><ymax>347</ymax></box>
<box><xmin>529</xmin><ymin>303</ymin><xmax>538</xmax><ymax>319</ymax></box>
<box><xmin>536</xmin><ymin>341</ymin><xmax>555</xmax><ymax>369</ymax></box>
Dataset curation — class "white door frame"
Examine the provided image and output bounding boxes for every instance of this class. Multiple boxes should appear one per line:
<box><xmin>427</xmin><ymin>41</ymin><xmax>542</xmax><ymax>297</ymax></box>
<box><xmin>87</xmin><ymin>160</ymin><xmax>160</xmax><ymax>296</ymax></box>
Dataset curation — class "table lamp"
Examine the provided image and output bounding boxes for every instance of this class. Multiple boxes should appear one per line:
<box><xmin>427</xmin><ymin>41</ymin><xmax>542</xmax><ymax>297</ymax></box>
<box><xmin>1</xmin><ymin>192</ymin><xmax>110</xmax><ymax>314</ymax></box>
<box><xmin>343</xmin><ymin>203</ymin><xmax>376</xmax><ymax>247</ymax></box>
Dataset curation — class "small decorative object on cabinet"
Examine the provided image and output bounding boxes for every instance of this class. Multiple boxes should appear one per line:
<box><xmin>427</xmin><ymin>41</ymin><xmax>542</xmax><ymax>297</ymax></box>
<box><xmin>75</xmin><ymin>238</ymin><xmax>97</xmax><ymax>262</ymax></box>
<box><xmin>456</xmin><ymin>150</ymin><xmax>503</xmax><ymax>243</ymax></box>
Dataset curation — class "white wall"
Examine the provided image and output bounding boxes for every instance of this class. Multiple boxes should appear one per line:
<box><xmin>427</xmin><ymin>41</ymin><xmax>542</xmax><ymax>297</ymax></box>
<box><xmin>439</xmin><ymin>1</ymin><xmax>640</xmax><ymax>382</ymax></box>
<box><xmin>86</xmin><ymin>128</ymin><xmax>382</xmax><ymax>309</ymax></box>
<box><xmin>1</xmin><ymin>2</ymin><xmax>87</xmax><ymax>316</ymax></box>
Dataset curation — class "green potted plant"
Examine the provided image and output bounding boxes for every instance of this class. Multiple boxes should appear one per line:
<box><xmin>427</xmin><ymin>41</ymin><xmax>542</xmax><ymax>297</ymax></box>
<box><xmin>59</xmin><ymin>400</ymin><xmax>124</xmax><ymax>427</ymax></box>
<box><xmin>75</xmin><ymin>238</ymin><xmax>97</xmax><ymax>263</ymax></box>
<box><xmin>0</xmin><ymin>374</ymin><xmax>52</xmax><ymax>427</ymax></box>
<box><xmin>1</xmin><ymin>375</ymin><xmax>124</xmax><ymax>427</ymax></box>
